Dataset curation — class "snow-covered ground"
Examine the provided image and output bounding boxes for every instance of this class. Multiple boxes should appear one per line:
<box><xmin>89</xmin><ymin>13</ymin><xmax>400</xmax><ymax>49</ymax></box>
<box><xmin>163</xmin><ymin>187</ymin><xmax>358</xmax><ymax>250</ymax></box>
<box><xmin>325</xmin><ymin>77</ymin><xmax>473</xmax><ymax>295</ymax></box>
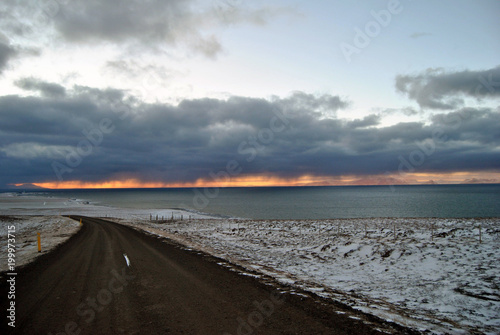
<box><xmin>0</xmin><ymin>215</ymin><xmax>80</xmax><ymax>272</ymax></box>
<box><xmin>0</xmin><ymin>192</ymin><xmax>211</xmax><ymax>272</ymax></box>
<box><xmin>2</xmin><ymin>192</ymin><xmax>499</xmax><ymax>334</ymax></box>
<box><xmin>0</xmin><ymin>192</ymin><xmax>213</xmax><ymax>219</ymax></box>
<box><xmin>117</xmin><ymin>217</ymin><xmax>500</xmax><ymax>335</ymax></box>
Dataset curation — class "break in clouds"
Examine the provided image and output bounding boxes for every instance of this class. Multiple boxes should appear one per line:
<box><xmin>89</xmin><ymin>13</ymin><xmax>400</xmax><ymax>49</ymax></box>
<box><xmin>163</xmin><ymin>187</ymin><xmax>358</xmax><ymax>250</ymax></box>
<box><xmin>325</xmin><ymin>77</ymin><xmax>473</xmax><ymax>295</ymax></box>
<box><xmin>0</xmin><ymin>70</ymin><xmax>499</xmax><ymax>187</ymax></box>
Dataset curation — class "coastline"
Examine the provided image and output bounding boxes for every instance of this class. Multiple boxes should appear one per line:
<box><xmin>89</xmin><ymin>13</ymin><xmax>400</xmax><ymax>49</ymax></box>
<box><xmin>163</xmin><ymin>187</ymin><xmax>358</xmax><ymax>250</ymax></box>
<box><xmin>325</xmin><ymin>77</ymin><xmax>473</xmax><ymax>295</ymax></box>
<box><xmin>3</xmin><ymin>184</ymin><xmax>500</xmax><ymax>219</ymax></box>
<box><xmin>116</xmin><ymin>216</ymin><xmax>500</xmax><ymax>334</ymax></box>
<box><xmin>1</xmin><ymin>193</ymin><xmax>499</xmax><ymax>334</ymax></box>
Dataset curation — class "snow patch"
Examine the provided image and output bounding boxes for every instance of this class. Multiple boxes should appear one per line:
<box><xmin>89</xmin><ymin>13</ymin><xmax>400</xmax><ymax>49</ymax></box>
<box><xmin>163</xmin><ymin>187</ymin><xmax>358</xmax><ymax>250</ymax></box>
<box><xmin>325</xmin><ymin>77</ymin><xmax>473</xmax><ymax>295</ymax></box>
<box><xmin>0</xmin><ymin>215</ymin><xmax>80</xmax><ymax>271</ymax></box>
<box><xmin>119</xmin><ymin>217</ymin><xmax>500</xmax><ymax>334</ymax></box>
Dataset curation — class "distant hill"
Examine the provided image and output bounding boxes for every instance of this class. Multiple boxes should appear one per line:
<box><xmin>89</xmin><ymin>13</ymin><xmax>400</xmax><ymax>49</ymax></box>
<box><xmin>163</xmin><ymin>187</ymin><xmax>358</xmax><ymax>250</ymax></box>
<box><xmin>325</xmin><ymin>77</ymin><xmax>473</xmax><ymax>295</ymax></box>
<box><xmin>6</xmin><ymin>183</ymin><xmax>47</xmax><ymax>190</ymax></box>
<box><xmin>461</xmin><ymin>178</ymin><xmax>499</xmax><ymax>184</ymax></box>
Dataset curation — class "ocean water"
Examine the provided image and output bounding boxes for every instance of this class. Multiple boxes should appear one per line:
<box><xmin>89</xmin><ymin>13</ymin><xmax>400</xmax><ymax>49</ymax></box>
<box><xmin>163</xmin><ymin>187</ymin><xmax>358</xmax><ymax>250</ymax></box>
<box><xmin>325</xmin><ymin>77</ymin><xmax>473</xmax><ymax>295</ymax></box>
<box><xmin>7</xmin><ymin>184</ymin><xmax>500</xmax><ymax>219</ymax></box>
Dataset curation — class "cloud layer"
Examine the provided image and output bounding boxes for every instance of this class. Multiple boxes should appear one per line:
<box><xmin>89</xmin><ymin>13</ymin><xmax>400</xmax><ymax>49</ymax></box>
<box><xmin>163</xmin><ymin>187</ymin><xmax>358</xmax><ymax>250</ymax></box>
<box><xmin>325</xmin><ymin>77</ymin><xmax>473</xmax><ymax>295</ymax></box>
<box><xmin>0</xmin><ymin>0</ymin><xmax>498</xmax><ymax>188</ymax></box>
<box><xmin>396</xmin><ymin>66</ymin><xmax>500</xmax><ymax>109</ymax></box>
<box><xmin>1</xmin><ymin>80</ymin><xmax>499</xmax><ymax>187</ymax></box>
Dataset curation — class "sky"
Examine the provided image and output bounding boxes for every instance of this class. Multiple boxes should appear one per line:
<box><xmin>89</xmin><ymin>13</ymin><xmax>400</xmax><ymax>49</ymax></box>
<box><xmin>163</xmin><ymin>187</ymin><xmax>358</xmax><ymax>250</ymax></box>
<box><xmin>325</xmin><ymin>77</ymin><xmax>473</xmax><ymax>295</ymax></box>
<box><xmin>0</xmin><ymin>0</ymin><xmax>499</xmax><ymax>189</ymax></box>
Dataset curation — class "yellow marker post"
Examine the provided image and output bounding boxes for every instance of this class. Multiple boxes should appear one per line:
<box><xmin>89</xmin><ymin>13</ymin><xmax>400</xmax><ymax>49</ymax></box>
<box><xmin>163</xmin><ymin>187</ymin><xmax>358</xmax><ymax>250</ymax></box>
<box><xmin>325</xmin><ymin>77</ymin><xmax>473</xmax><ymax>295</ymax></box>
<box><xmin>37</xmin><ymin>232</ymin><xmax>41</xmax><ymax>253</ymax></box>
<box><xmin>80</xmin><ymin>218</ymin><xmax>82</xmax><ymax>226</ymax></box>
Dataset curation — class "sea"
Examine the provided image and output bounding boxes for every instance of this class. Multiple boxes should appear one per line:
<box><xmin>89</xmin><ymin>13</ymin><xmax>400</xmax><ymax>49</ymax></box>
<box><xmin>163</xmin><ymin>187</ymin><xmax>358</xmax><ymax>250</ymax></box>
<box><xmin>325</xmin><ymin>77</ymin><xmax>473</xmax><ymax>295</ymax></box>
<box><xmin>3</xmin><ymin>184</ymin><xmax>500</xmax><ymax>220</ymax></box>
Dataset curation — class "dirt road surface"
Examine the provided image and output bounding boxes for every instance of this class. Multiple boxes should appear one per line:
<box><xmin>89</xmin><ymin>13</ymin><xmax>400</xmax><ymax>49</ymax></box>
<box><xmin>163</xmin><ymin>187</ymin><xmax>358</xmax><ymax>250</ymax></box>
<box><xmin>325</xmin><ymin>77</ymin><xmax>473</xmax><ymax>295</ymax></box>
<box><xmin>1</xmin><ymin>216</ymin><xmax>419</xmax><ymax>334</ymax></box>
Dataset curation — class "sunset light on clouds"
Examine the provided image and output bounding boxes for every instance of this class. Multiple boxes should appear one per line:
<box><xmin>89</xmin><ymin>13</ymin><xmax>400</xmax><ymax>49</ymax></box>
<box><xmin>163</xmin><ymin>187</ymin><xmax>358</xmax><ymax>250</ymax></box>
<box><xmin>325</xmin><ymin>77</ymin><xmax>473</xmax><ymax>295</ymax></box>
<box><xmin>0</xmin><ymin>0</ymin><xmax>499</xmax><ymax>189</ymax></box>
<box><xmin>25</xmin><ymin>170</ymin><xmax>500</xmax><ymax>190</ymax></box>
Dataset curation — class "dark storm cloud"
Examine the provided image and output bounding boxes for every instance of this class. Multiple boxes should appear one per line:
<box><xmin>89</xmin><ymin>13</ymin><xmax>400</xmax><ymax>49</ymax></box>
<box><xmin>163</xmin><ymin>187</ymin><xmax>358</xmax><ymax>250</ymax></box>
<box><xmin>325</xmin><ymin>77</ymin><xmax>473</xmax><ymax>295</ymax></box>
<box><xmin>276</xmin><ymin>91</ymin><xmax>349</xmax><ymax>117</ymax></box>
<box><xmin>0</xmin><ymin>41</ymin><xmax>17</xmax><ymax>74</ymax></box>
<box><xmin>1</xmin><ymin>82</ymin><xmax>499</xmax><ymax>187</ymax></box>
<box><xmin>347</xmin><ymin>114</ymin><xmax>381</xmax><ymax>129</ymax></box>
<box><xmin>15</xmin><ymin>77</ymin><xmax>66</xmax><ymax>98</ymax></box>
<box><xmin>396</xmin><ymin>66</ymin><xmax>500</xmax><ymax>109</ymax></box>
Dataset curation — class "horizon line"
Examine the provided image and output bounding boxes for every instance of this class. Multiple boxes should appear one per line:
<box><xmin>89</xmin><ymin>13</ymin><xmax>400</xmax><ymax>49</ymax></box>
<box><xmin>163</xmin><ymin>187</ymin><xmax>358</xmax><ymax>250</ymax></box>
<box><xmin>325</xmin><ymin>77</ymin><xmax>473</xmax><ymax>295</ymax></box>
<box><xmin>5</xmin><ymin>182</ymin><xmax>500</xmax><ymax>191</ymax></box>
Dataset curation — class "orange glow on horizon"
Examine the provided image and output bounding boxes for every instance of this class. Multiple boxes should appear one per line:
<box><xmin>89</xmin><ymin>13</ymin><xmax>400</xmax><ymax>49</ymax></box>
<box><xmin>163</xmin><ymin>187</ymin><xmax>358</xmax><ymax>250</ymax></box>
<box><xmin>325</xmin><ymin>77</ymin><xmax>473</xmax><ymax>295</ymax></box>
<box><xmin>26</xmin><ymin>171</ymin><xmax>500</xmax><ymax>189</ymax></box>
